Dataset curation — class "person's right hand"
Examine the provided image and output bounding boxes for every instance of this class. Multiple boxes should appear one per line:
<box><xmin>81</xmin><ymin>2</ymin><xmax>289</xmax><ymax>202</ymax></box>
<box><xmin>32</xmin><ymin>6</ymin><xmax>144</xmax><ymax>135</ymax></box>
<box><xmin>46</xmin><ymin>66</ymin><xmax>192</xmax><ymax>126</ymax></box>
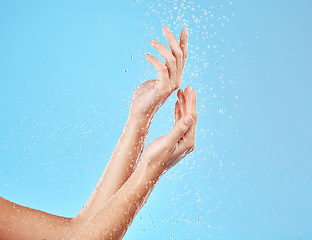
<box><xmin>141</xmin><ymin>86</ymin><xmax>197</xmax><ymax>172</ymax></box>
<box><xmin>129</xmin><ymin>26</ymin><xmax>188</xmax><ymax>120</ymax></box>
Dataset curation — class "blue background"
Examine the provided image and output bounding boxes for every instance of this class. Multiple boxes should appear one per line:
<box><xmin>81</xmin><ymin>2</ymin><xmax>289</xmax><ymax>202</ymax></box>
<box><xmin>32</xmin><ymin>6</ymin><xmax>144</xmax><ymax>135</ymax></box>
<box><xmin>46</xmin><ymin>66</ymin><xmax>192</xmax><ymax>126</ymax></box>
<box><xmin>0</xmin><ymin>0</ymin><xmax>311</xmax><ymax>239</ymax></box>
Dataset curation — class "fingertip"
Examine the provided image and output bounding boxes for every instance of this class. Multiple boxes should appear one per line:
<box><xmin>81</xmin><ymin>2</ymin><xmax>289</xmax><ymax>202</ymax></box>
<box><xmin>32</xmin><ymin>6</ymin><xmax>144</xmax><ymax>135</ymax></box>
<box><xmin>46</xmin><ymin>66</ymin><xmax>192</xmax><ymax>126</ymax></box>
<box><xmin>150</xmin><ymin>39</ymin><xmax>158</xmax><ymax>47</ymax></box>
<box><xmin>183</xmin><ymin>28</ymin><xmax>188</xmax><ymax>35</ymax></box>
<box><xmin>145</xmin><ymin>54</ymin><xmax>154</xmax><ymax>64</ymax></box>
<box><xmin>185</xmin><ymin>86</ymin><xmax>192</xmax><ymax>91</ymax></box>
<box><xmin>191</xmin><ymin>90</ymin><xmax>197</xmax><ymax>104</ymax></box>
<box><xmin>180</xmin><ymin>28</ymin><xmax>188</xmax><ymax>40</ymax></box>
<box><xmin>163</xmin><ymin>26</ymin><xmax>170</xmax><ymax>35</ymax></box>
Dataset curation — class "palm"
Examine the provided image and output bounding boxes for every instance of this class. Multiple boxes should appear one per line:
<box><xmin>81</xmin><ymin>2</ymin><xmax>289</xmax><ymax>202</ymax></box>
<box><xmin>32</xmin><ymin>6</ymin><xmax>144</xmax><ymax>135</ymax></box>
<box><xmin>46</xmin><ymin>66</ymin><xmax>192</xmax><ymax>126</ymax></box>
<box><xmin>143</xmin><ymin>135</ymin><xmax>181</xmax><ymax>169</ymax></box>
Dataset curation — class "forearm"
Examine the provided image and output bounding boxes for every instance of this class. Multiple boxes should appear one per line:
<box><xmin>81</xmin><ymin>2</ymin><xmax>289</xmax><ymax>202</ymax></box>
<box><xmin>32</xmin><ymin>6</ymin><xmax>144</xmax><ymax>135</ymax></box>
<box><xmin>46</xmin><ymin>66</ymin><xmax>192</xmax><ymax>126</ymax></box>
<box><xmin>75</xmin><ymin>115</ymin><xmax>152</xmax><ymax>223</ymax></box>
<box><xmin>105</xmin><ymin>115</ymin><xmax>152</xmax><ymax>183</ymax></box>
<box><xmin>0</xmin><ymin>116</ymin><xmax>152</xmax><ymax>240</ymax></box>
<box><xmin>0</xmin><ymin>116</ymin><xmax>149</xmax><ymax>240</ymax></box>
<box><xmin>73</xmin><ymin>159</ymin><xmax>163</xmax><ymax>240</ymax></box>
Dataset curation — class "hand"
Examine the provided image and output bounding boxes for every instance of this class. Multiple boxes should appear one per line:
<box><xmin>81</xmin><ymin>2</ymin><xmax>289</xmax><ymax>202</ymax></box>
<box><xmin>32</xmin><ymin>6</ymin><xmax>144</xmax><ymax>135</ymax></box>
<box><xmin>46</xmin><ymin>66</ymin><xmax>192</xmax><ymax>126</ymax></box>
<box><xmin>129</xmin><ymin>26</ymin><xmax>188</xmax><ymax>119</ymax></box>
<box><xmin>142</xmin><ymin>86</ymin><xmax>197</xmax><ymax>172</ymax></box>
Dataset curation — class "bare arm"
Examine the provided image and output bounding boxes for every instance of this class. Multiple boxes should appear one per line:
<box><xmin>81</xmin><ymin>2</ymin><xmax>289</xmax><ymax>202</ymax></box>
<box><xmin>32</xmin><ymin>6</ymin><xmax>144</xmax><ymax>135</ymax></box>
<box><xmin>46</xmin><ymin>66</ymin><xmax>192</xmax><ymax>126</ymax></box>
<box><xmin>0</xmin><ymin>27</ymin><xmax>189</xmax><ymax>240</ymax></box>
<box><xmin>73</xmin><ymin>27</ymin><xmax>188</xmax><ymax>227</ymax></box>
<box><xmin>0</xmin><ymin>197</ymin><xmax>72</xmax><ymax>240</ymax></box>
<box><xmin>74</xmin><ymin>87</ymin><xmax>197</xmax><ymax>239</ymax></box>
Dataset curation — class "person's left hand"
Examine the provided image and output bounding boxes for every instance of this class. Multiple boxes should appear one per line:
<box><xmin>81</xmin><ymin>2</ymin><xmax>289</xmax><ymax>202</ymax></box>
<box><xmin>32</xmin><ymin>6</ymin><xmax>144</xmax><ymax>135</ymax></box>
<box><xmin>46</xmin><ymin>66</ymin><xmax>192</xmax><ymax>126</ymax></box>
<box><xmin>129</xmin><ymin>26</ymin><xmax>188</xmax><ymax>120</ymax></box>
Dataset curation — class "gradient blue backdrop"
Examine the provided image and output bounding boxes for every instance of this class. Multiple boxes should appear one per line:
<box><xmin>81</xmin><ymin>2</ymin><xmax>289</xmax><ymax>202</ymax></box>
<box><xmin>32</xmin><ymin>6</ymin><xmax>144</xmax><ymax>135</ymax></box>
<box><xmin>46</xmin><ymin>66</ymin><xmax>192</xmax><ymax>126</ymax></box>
<box><xmin>1</xmin><ymin>0</ymin><xmax>311</xmax><ymax>239</ymax></box>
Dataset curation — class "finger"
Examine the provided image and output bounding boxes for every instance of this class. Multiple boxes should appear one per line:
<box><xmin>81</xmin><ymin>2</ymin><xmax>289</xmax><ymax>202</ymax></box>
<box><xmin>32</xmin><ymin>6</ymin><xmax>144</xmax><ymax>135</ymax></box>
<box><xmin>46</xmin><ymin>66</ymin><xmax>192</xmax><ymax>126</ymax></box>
<box><xmin>174</xmin><ymin>100</ymin><xmax>181</xmax><ymax>126</ymax></box>
<box><xmin>177</xmin><ymin>89</ymin><xmax>187</xmax><ymax>116</ymax></box>
<box><xmin>166</xmin><ymin>115</ymin><xmax>193</xmax><ymax>144</ymax></box>
<box><xmin>145</xmin><ymin>54</ymin><xmax>169</xmax><ymax>82</ymax></box>
<box><xmin>188</xmin><ymin>89</ymin><xmax>197</xmax><ymax>138</ymax></box>
<box><xmin>163</xmin><ymin>26</ymin><xmax>183</xmax><ymax>88</ymax></box>
<box><xmin>180</xmin><ymin>28</ymin><xmax>188</xmax><ymax>70</ymax></box>
<box><xmin>184</xmin><ymin>86</ymin><xmax>194</xmax><ymax>138</ymax></box>
<box><xmin>176</xmin><ymin>90</ymin><xmax>183</xmax><ymax>121</ymax></box>
<box><xmin>184</xmin><ymin>86</ymin><xmax>192</xmax><ymax>116</ymax></box>
<box><xmin>150</xmin><ymin>39</ymin><xmax>176</xmax><ymax>83</ymax></box>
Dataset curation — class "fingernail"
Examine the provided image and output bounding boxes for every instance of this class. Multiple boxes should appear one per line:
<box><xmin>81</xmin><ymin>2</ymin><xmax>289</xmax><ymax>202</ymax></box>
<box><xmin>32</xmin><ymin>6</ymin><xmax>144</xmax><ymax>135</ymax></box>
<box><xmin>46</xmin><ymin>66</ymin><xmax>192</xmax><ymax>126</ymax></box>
<box><xmin>184</xmin><ymin>115</ymin><xmax>193</xmax><ymax>125</ymax></box>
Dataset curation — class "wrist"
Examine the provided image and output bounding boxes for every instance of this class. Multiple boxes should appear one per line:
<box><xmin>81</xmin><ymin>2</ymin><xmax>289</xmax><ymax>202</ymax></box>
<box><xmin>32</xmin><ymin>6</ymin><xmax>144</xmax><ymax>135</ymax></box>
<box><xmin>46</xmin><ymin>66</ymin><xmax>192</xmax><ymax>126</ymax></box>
<box><xmin>126</xmin><ymin>113</ymin><xmax>153</xmax><ymax>130</ymax></box>
<box><xmin>139</xmin><ymin>156</ymin><xmax>166</xmax><ymax>182</ymax></box>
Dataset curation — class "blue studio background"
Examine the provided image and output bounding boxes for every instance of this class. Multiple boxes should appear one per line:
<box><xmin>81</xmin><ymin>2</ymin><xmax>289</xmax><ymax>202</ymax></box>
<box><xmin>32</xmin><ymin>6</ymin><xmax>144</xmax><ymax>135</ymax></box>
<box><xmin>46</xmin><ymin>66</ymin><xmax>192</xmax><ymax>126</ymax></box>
<box><xmin>0</xmin><ymin>0</ymin><xmax>311</xmax><ymax>239</ymax></box>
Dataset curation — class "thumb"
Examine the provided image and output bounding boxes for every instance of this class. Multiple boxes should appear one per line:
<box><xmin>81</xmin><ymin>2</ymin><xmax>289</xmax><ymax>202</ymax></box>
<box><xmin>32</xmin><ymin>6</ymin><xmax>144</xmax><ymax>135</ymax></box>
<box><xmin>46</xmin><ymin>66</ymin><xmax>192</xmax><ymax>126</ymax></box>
<box><xmin>167</xmin><ymin>115</ymin><xmax>193</xmax><ymax>143</ymax></box>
